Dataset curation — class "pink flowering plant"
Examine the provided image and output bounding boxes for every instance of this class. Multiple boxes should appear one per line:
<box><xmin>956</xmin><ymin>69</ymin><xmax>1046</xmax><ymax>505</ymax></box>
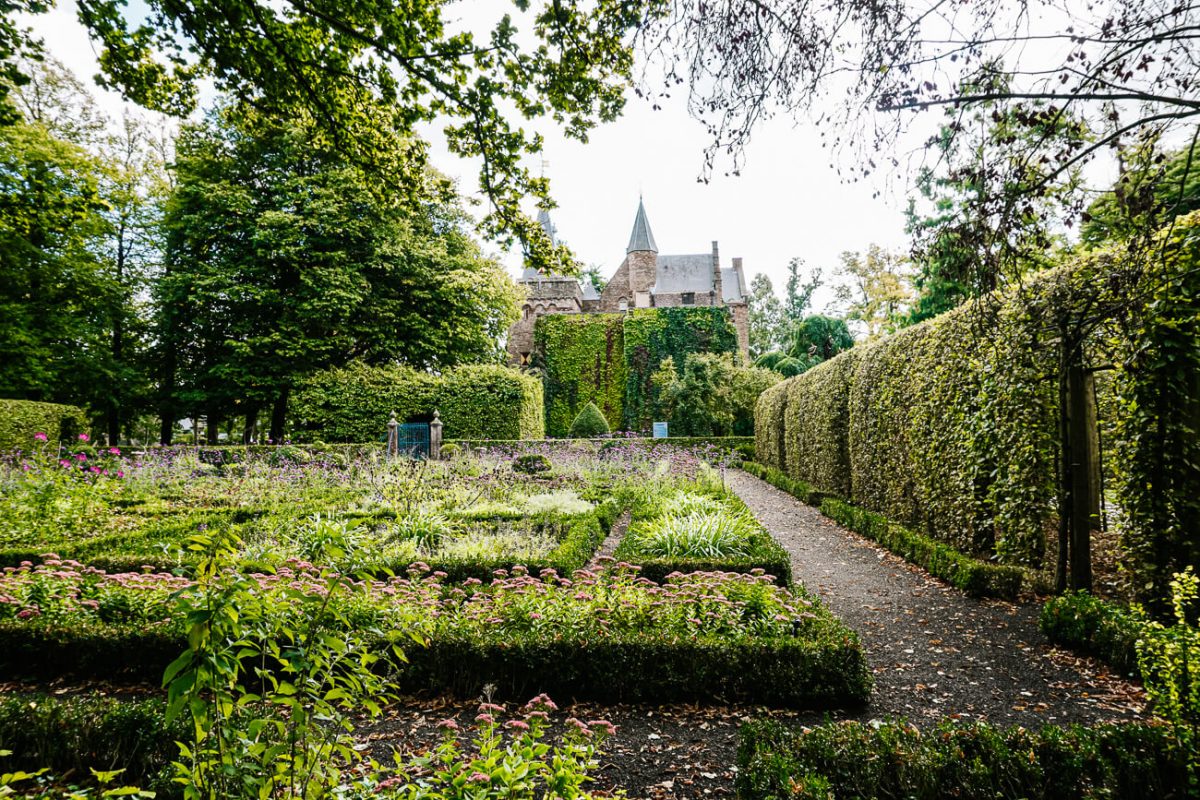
<box><xmin>360</xmin><ymin>694</ymin><xmax>615</xmax><ymax>799</ymax></box>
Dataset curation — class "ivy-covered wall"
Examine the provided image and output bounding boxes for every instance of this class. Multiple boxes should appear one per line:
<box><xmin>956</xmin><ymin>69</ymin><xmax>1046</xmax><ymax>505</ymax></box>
<box><xmin>622</xmin><ymin>307</ymin><xmax>739</xmax><ymax>432</ymax></box>
<box><xmin>291</xmin><ymin>362</ymin><xmax>543</xmax><ymax>442</ymax></box>
<box><xmin>755</xmin><ymin>212</ymin><xmax>1200</xmax><ymax>598</ymax></box>
<box><xmin>532</xmin><ymin>314</ymin><xmax>626</xmax><ymax>438</ymax></box>
<box><xmin>0</xmin><ymin>399</ymin><xmax>88</xmax><ymax>450</ymax></box>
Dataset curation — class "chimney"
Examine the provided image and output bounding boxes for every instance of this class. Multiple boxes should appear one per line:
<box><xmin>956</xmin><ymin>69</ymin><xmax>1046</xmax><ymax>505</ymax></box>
<box><xmin>711</xmin><ymin>241</ymin><xmax>723</xmax><ymax>303</ymax></box>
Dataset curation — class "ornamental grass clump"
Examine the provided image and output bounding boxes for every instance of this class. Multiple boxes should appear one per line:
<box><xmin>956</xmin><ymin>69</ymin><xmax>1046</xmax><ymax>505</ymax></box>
<box><xmin>633</xmin><ymin>509</ymin><xmax>756</xmax><ymax>558</ymax></box>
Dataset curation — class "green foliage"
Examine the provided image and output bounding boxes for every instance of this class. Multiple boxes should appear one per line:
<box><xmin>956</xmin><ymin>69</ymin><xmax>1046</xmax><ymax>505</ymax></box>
<box><xmin>0</xmin><ymin>695</ymin><xmax>180</xmax><ymax>796</ymax></box>
<box><xmin>513</xmin><ymin>454</ymin><xmax>552</xmax><ymax>475</ymax></box>
<box><xmin>163</xmin><ymin>530</ymin><xmax>399</xmax><ymax>799</ymax></box>
<box><xmin>1040</xmin><ymin>592</ymin><xmax>1145</xmax><ymax>677</ymax></box>
<box><xmin>821</xmin><ymin>498</ymin><xmax>1024</xmax><ymax>599</ymax></box>
<box><xmin>1137</xmin><ymin>569</ymin><xmax>1200</xmax><ymax>766</ymax></box>
<box><xmin>1112</xmin><ymin>214</ymin><xmax>1200</xmax><ymax>613</ymax></box>
<box><xmin>614</xmin><ymin>483</ymin><xmax>793</xmax><ymax>585</ymax></box>
<box><xmin>737</xmin><ymin>718</ymin><xmax>1192</xmax><ymax>800</ymax></box>
<box><xmin>567</xmin><ymin>402</ymin><xmax>610</xmax><ymax>438</ymax></box>
<box><xmin>782</xmin><ymin>350</ymin><xmax>862</xmax><ymax>500</ymax></box>
<box><xmin>622</xmin><ymin>307</ymin><xmax>739</xmax><ymax>432</ymax></box>
<box><xmin>533</xmin><ymin>313</ymin><xmax>627</xmax><ymax>438</ymax></box>
<box><xmin>653</xmin><ymin>353</ymin><xmax>781</xmax><ymax>437</ymax></box>
<box><xmin>0</xmin><ymin>399</ymin><xmax>88</xmax><ymax>450</ymax></box>
<box><xmin>753</xmin><ymin>381</ymin><xmax>790</xmax><ymax>475</ymax></box>
<box><xmin>0</xmin><ymin>566</ymin><xmax>869</xmax><ymax>708</ymax></box>
<box><xmin>437</xmin><ymin>366</ymin><xmax>545</xmax><ymax>441</ymax></box>
<box><xmin>160</xmin><ymin>105</ymin><xmax>520</xmax><ymax>441</ymax></box>
<box><xmin>291</xmin><ymin>362</ymin><xmax>543</xmax><ymax>443</ymax></box>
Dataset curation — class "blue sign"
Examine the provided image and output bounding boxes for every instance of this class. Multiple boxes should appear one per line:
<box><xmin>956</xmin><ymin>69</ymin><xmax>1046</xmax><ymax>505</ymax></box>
<box><xmin>652</xmin><ymin>422</ymin><xmax>669</xmax><ymax>439</ymax></box>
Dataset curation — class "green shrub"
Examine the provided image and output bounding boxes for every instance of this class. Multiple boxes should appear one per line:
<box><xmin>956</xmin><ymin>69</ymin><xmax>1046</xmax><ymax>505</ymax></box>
<box><xmin>439</xmin><ymin>442</ymin><xmax>461</xmax><ymax>459</ymax></box>
<box><xmin>513</xmin><ymin>453</ymin><xmax>552</xmax><ymax>474</ymax></box>
<box><xmin>1039</xmin><ymin>592</ymin><xmax>1144</xmax><ymax>676</ymax></box>
<box><xmin>0</xmin><ymin>399</ymin><xmax>88</xmax><ymax>451</ymax></box>
<box><xmin>0</xmin><ymin>695</ymin><xmax>181</xmax><ymax>796</ymax></box>
<box><xmin>567</xmin><ymin>402</ymin><xmax>610</xmax><ymax>438</ymax></box>
<box><xmin>821</xmin><ymin>498</ymin><xmax>1023</xmax><ymax>599</ymax></box>
<box><xmin>437</xmin><ymin>365</ymin><xmax>545</xmax><ymax>440</ymax></box>
<box><xmin>737</xmin><ymin>718</ymin><xmax>1191</xmax><ymax>799</ymax></box>
<box><xmin>741</xmin><ymin>461</ymin><xmax>833</xmax><ymax>506</ymax></box>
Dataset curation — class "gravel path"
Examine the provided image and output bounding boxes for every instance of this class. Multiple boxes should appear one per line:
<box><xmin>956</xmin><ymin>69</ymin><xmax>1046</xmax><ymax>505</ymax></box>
<box><xmin>726</xmin><ymin>469</ymin><xmax>1145</xmax><ymax>727</ymax></box>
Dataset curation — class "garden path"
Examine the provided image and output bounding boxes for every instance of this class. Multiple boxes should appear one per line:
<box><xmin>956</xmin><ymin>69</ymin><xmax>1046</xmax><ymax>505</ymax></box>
<box><xmin>726</xmin><ymin>469</ymin><xmax>1145</xmax><ymax>727</ymax></box>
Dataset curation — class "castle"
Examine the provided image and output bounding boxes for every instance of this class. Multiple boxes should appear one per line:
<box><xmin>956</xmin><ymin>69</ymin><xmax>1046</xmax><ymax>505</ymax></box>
<box><xmin>506</xmin><ymin>198</ymin><xmax>750</xmax><ymax>366</ymax></box>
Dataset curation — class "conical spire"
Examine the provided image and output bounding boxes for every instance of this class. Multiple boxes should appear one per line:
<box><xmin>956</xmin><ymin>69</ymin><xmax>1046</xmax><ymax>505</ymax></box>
<box><xmin>626</xmin><ymin>197</ymin><xmax>658</xmax><ymax>254</ymax></box>
<box><xmin>537</xmin><ymin>208</ymin><xmax>558</xmax><ymax>245</ymax></box>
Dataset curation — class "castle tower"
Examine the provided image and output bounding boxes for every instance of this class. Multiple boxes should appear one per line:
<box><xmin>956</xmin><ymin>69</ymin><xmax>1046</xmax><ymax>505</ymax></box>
<box><xmin>626</xmin><ymin>197</ymin><xmax>658</xmax><ymax>307</ymax></box>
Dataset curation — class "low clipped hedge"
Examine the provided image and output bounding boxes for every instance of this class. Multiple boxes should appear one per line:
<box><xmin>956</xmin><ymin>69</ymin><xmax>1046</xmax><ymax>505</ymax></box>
<box><xmin>449</xmin><ymin>436</ymin><xmax>753</xmax><ymax>455</ymax></box>
<box><xmin>737</xmin><ymin>719</ymin><xmax>1191</xmax><ymax>799</ymax></box>
<box><xmin>0</xmin><ymin>694</ymin><xmax>180</xmax><ymax>797</ymax></box>
<box><xmin>820</xmin><ymin>498</ymin><xmax>1023</xmax><ymax>600</ymax></box>
<box><xmin>741</xmin><ymin>461</ymin><xmax>835</xmax><ymax>506</ymax></box>
<box><xmin>0</xmin><ymin>398</ymin><xmax>88</xmax><ymax>451</ymax></box>
<box><xmin>290</xmin><ymin>362</ymin><xmax>544</xmax><ymax>442</ymax></box>
<box><xmin>1039</xmin><ymin>592</ymin><xmax>1145</xmax><ymax>677</ymax></box>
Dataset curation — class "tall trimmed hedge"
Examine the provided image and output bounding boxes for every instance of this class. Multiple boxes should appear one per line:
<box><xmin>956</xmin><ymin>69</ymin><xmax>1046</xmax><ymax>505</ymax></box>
<box><xmin>622</xmin><ymin>307</ymin><xmax>739</xmax><ymax>432</ymax></box>
<box><xmin>0</xmin><ymin>399</ymin><xmax>88</xmax><ymax>450</ymax></box>
<box><xmin>533</xmin><ymin>313</ymin><xmax>626</xmax><ymax>438</ymax></box>
<box><xmin>755</xmin><ymin>213</ymin><xmax>1200</xmax><ymax>596</ymax></box>
<box><xmin>291</xmin><ymin>362</ymin><xmax>544</xmax><ymax>442</ymax></box>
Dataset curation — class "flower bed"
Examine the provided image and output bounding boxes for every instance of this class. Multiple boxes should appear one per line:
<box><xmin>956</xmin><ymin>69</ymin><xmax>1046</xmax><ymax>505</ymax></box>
<box><xmin>0</xmin><ymin>560</ymin><xmax>869</xmax><ymax>708</ymax></box>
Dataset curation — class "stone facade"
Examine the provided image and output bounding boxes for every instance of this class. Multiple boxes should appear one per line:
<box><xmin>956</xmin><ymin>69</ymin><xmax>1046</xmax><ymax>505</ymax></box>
<box><xmin>507</xmin><ymin>199</ymin><xmax>750</xmax><ymax>366</ymax></box>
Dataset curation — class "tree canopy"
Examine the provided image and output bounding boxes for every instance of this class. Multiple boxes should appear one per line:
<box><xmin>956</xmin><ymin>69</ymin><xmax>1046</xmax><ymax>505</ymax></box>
<box><xmin>157</xmin><ymin>104</ymin><xmax>520</xmax><ymax>443</ymax></box>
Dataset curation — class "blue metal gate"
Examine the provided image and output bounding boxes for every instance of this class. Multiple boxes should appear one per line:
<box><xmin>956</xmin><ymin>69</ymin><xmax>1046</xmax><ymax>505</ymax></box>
<box><xmin>397</xmin><ymin>422</ymin><xmax>430</xmax><ymax>458</ymax></box>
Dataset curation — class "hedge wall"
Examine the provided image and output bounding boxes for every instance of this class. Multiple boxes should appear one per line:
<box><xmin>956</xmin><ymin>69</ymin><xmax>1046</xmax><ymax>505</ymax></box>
<box><xmin>437</xmin><ymin>365</ymin><xmax>544</xmax><ymax>440</ymax></box>
<box><xmin>290</xmin><ymin>362</ymin><xmax>544</xmax><ymax>442</ymax></box>
<box><xmin>0</xmin><ymin>399</ymin><xmax>88</xmax><ymax>451</ymax></box>
<box><xmin>533</xmin><ymin>313</ymin><xmax>626</xmax><ymax>438</ymax></box>
<box><xmin>622</xmin><ymin>307</ymin><xmax>739</xmax><ymax>432</ymax></box>
<box><xmin>756</xmin><ymin>214</ymin><xmax>1200</xmax><ymax>591</ymax></box>
<box><xmin>782</xmin><ymin>349</ymin><xmax>862</xmax><ymax>500</ymax></box>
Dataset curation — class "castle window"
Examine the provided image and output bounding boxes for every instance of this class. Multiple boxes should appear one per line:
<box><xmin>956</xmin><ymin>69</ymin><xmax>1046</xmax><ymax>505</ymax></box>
<box><xmin>618</xmin><ymin>298</ymin><xmax>628</xmax><ymax>311</ymax></box>
<box><xmin>681</xmin><ymin>292</ymin><xmax>695</xmax><ymax>305</ymax></box>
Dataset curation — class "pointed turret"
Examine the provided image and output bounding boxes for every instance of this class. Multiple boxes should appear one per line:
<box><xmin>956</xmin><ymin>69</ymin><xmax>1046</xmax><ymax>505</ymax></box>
<box><xmin>626</xmin><ymin>197</ymin><xmax>658</xmax><ymax>254</ymax></box>
<box><xmin>537</xmin><ymin>208</ymin><xmax>558</xmax><ymax>246</ymax></box>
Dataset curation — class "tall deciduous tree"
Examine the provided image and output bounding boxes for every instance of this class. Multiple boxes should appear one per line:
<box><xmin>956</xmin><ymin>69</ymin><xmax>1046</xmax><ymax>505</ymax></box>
<box><xmin>746</xmin><ymin>273</ymin><xmax>785</xmax><ymax>358</ymax></box>
<box><xmin>835</xmin><ymin>245</ymin><xmax>915</xmax><ymax>339</ymax></box>
<box><xmin>159</xmin><ymin>104</ymin><xmax>520</xmax><ymax>444</ymax></box>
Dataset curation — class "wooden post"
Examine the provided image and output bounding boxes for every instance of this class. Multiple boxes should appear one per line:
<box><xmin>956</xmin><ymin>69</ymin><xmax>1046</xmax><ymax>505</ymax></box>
<box><xmin>387</xmin><ymin>411</ymin><xmax>398</xmax><ymax>459</ymax></box>
<box><xmin>430</xmin><ymin>409</ymin><xmax>443</xmax><ymax>460</ymax></box>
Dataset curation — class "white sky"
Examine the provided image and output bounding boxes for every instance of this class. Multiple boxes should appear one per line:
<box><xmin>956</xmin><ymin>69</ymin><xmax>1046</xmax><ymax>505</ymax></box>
<box><xmin>28</xmin><ymin>1</ymin><xmax>924</xmax><ymax>312</ymax></box>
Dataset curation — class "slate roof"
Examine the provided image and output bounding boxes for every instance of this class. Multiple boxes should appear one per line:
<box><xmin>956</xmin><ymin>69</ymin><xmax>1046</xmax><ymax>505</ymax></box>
<box><xmin>721</xmin><ymin>267</ymin><xmax>745</xmax><ymax>303</ymax></box>
<box><xmin>653</xmin><ymin>254</ymin><xmax>713</xmax><ymax>294</ymax></box>
<box><xmin>580</xmin><ymin>281</ymin><xmax>600</xmax><ymax>301</ymax></box>
<box><xmin>626</xmin><ymin>198</ymin><xmax>658</xmax><ymax>253</ymax></box>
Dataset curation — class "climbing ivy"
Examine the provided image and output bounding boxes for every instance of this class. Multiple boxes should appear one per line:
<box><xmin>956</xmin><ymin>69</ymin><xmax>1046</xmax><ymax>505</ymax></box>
<box><xmin>533</xmin><ymin>314</ymin><xmax>626</xmax><ymax>438</ymax></box>
<box><xmin>622</xmin><ymin>308</ymin><xmax>739</xmax><ymax>432</ymax></box>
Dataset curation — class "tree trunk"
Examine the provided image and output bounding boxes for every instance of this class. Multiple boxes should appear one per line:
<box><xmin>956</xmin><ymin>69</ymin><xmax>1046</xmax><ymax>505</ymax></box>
<box><xmin>242</xmin><ymin>406</ymin><xmax>260</xmax><ymax>444</ymax></box>
<box><xmin>1067</xmin><ymin>363</ymin><xmax>1094</xmax><ymax>591</ymax></box>
<box><xmin>269</xmin><ymin>387</ymin><xmax>289</xmax><ymax>444</ymax></box>
<box><xmin>1056</xmin><ymin>343</ymin><xmax>1070</xmax><ymax>594</ymax></box>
